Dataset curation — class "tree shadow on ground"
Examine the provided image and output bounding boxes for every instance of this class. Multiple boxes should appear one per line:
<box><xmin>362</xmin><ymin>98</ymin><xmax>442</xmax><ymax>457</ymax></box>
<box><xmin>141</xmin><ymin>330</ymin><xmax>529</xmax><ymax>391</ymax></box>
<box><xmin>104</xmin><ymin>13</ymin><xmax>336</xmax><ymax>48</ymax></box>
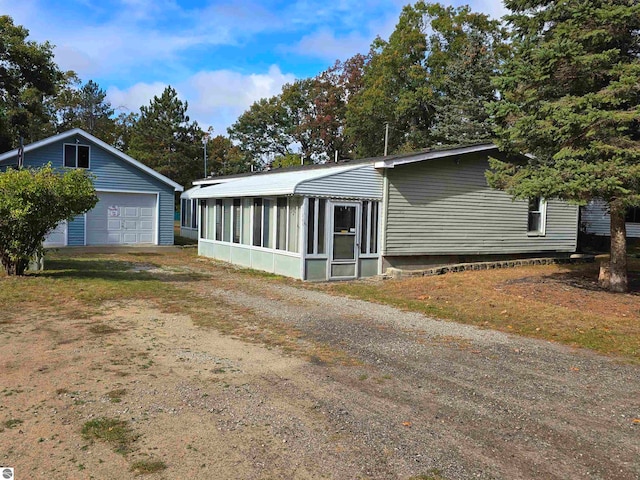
<box><xmin>39</xmin><ymin>259</ymin><xmax>205</xmax><ymax>283</ymax></box>
<box><xmin>503</xmin><ymin>263</ymin><xmax>640</xmax><ymax>294</ymax></box>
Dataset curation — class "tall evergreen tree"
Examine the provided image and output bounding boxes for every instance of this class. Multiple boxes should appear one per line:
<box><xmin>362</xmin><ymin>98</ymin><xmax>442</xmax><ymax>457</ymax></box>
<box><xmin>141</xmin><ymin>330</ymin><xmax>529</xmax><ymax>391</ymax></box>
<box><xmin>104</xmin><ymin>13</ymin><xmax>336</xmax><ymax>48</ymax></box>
<box><xmin>0</xmin><ymin>15</ymin><xmax>63</xmax><ymax>151</ymax></box>
<box><xmin>487</xmin><ymin>0</ymin><xmax>640</xmax><ymax>292</ymax></box>
<box><xmin>128</xmin><ymin>86</ymin><xmax>204</xmax><ymax>188</ymax></box>
<box><xmin>55</xmin><ymin>76</ymin><xmax>116</xmax><ymax>142</ymax></box>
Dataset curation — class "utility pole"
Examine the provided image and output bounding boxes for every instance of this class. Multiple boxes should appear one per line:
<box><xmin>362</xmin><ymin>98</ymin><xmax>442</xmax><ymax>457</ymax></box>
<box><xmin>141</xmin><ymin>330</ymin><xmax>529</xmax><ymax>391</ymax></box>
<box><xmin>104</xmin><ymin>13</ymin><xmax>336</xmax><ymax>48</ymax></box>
<box><xmin>203</xmin><ymin>136</ymin><xmax>208</xmax><ymax>177</ymax></box>
<box><xmin>384</xmin><ymin>122</ymin><xmax>389</xmax><ymax>157</ymax></box>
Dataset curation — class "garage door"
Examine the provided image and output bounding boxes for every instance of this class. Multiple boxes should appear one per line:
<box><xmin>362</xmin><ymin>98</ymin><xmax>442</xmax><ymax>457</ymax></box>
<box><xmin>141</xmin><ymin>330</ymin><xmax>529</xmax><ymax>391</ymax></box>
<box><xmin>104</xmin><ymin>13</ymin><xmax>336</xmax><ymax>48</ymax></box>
<box><xmin>44</xmin><ymin>221</ymin><xmax>67</xmax><ymax>247</ymax></box>
<box><xmin>86</xmin><ymin>192</ymin><xmax>156</xmax><ymax>245</ymax></box>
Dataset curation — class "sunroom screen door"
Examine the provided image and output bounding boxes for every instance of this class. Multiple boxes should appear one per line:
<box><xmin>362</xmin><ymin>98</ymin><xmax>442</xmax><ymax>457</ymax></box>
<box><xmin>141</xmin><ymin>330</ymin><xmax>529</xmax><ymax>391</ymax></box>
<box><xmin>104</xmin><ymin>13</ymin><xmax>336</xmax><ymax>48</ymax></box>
<box><xmin>330</xmin><ymin>203</ymin><xmax>359</xmax><ymax>279</ymax></box>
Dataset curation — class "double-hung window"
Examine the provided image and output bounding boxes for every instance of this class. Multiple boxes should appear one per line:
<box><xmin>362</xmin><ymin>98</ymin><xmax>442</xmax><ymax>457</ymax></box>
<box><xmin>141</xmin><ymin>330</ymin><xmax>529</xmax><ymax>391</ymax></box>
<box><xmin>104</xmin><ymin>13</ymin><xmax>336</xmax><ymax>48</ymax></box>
<box><xmin>64</xmin><ymin>144</ymin><xmax>90</xmax><ymax>168</ymax></box>
<box><xmin>528</xmin><ymin>197</ymin><xmax>546</xmax><ymax>235</ymax></box>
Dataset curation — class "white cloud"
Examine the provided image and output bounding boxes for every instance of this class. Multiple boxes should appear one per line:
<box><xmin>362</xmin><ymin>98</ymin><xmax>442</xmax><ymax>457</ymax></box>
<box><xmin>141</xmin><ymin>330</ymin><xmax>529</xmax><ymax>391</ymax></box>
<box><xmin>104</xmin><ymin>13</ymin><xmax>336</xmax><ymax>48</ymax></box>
<box><xmin>292</xmin><ymin>29</ymin><xmax>372</xmax><ymax>61</ymax></box>
<box><xmin>467</xmin><ymin>0</ymin><xmax>509</xmax><ymax>20</ymax></box>
<box><xmin>107</xmin><ymin>82</ymin><xmax>168</xmax><ymax>114</ymax></box>
<box><xmin>106</xmin><ymin>66</ymin><xmax>296</xmax><ymax>135</ymax></box>
<box><xmin>183</xmin><ymin>65</ymin><xmax>296</xmax><ymax>134</ymax></box>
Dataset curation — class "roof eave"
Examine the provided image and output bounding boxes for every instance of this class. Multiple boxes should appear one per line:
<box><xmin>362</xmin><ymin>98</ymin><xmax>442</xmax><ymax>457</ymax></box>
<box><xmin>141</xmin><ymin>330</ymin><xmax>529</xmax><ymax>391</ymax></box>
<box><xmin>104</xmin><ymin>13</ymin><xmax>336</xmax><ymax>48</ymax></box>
<box><xmin>374</xmin><ymin>144</ymin><xmax>498</xmax><ymax>169</ymax></box>
<box><xmin>0</xmin><ymin>128</ymin><xmax>184</xmax><ymax>192</ymax></box>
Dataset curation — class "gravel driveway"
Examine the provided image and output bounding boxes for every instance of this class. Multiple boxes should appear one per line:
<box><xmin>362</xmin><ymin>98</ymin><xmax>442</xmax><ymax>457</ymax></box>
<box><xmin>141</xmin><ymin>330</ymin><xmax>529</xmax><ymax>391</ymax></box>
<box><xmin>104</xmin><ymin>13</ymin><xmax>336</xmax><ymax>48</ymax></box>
<box><xmin>3</xmin><ymin>252</ymin><xmax>639</xmax><ymax>480</ymax></box>
<box><xmin>198</xmin><ymin>276</ymin><xmax>640</xmax><ymax>480</ymax></box>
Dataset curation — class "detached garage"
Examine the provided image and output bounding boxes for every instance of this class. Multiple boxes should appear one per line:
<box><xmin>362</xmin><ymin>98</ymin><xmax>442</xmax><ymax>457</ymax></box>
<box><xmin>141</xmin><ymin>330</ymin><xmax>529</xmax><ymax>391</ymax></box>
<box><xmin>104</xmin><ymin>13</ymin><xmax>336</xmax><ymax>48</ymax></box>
<box><xmin>0</xmin><ymin>128</ymin><xmax>183</xmax><ymax>246</ymax></box>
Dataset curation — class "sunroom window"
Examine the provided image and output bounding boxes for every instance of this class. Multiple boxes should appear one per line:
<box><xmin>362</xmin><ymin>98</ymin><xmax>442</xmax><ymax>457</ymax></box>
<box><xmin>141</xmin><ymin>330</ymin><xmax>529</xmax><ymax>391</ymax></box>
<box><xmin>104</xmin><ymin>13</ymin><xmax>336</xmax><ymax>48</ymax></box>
<box><xmin>360</xmin><ymin>201</ymin><xmax>379</xmax><ymax>254</ymax></box>
<box><xmin>307</xmin><ymin>198</ymin><xmax>327</xmax><ymax>255</ymax></box>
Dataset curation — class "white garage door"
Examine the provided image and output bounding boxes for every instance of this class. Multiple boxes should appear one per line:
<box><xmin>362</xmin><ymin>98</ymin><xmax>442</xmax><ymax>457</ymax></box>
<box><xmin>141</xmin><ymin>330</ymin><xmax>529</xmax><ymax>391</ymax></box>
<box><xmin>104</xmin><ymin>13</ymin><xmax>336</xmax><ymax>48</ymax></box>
<box><xmin>86</xmin><ymin>192</ymin><xmax>157</xmax><ymax>245</ymax></box>
<box><xmin>44</xmin><ymin>221</ymin><xmax>67</xmax><ymax>247</ymax></box>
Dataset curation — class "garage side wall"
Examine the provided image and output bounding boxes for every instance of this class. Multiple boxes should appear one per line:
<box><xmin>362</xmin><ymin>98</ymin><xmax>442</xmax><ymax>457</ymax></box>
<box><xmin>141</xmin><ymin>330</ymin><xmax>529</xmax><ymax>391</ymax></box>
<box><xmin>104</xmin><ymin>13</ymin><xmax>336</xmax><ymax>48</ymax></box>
<box><xmin>22</xmin><ymin>135</ymin><xmax>176</xmax><ymax>246</ymax></box>
<box><xmin>384</xmin><ymin>153</ymin><xmax>578</xmax><ymax>257</ymax></box>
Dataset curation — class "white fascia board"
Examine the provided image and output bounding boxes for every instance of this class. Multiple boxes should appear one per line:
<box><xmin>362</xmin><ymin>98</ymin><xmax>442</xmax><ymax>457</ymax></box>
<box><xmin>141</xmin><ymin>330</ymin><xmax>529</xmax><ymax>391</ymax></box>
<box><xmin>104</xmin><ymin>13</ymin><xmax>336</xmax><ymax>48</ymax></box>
<box><xmin>0</xmin><ymin>128</ymin><xmax>184</xmax><ymax>192</ymax></box>
<box><xmin>374</xmin><ymin>144</ymin><xmax>498</xmax><ymax>169</ymax></box>
<box><xmin>192</xmin><ymin>177</ymin><xmax>245</xmax><ymax>186</ymax></box>
<box><xmin>191</xmin><ymin>164</ymin><xmax>363</xmax><ymax>199</ymax></box>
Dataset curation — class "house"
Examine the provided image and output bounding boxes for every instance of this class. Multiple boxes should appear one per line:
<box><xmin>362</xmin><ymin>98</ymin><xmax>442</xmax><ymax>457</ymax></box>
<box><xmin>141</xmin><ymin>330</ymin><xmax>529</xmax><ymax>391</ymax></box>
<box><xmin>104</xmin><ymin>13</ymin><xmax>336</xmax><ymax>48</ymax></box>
<box><xmin>0</xmin><ymin>128</ymin><xmax>183</xmax><ymax>246</ymax></box>
<box><xmin>581</xmin><ymin>200</ymin><xmax>640</xmax><ymax>239</ymax></box>
<box><xmin>187</xmin><ymin>144</ymin><xmax>579</xmax><ymax>281</ymax></box>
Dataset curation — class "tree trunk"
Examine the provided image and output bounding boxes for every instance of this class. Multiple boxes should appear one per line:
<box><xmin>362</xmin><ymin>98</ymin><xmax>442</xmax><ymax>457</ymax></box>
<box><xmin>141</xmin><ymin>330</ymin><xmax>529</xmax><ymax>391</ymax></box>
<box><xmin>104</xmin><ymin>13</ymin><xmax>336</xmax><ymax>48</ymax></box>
<box><xmin>606</xmin><ymin>202</ymin><xmax>628</xmax><ymax>293</ymax></box>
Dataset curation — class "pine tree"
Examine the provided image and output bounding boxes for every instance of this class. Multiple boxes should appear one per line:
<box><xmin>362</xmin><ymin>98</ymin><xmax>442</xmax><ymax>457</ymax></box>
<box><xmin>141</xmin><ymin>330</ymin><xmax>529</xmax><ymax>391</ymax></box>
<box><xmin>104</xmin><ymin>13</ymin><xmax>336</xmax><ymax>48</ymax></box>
<box><xmin>488</xmin><ymin>0</ymin><xmax>640</xmax><ymax>292</ymax></box>
<box><xmin>55</xmin><ymin>76</ymin><xmax>116</xmax><ymax>142</ymax></box>
<box><xmin>127</xmin><ymin>86</ymin><xmax>204</xmax><ymax>188</ymax></box>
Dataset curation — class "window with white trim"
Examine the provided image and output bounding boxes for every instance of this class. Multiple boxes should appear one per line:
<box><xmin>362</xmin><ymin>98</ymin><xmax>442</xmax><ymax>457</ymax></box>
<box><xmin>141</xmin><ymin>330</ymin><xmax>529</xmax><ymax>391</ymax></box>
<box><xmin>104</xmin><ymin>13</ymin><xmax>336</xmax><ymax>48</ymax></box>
<box><xmin>232</xmin><ymin>198</ymin><xmax>241</xmax><ymax>243</ymax></box>
<box><xmin>253</xmin><ymin>198</ymin><xmax>263</xmax><ymax>246</ymax></box>
<box><xmin>64</xmin><ymin>144</ymin><xmax>90</xmax><ymax>168</ymax></box>
<box><xmin>274</xmin><ymin>197</ymin><xmax>300</xmax><ymax>253</ymax></box>
<box><xmin>360</xmin><ymin>201</ymin><xmax>379</xmax><ymax>254</ymax></box>
<box><xmin>223</xmin><ymin>199</ymin><xmax>232</xmax><ymax>242</ymax></box>
<box><xmin>181</xmin><ymin>199</ymin><xmax>197</xmax><ymax>229</ymax></box>
<box><xmin>528</xmin><ymin>197</ymin><xmax>546</xmax><ymax>235</ymax></box>
<box><xmin>215</xmin><ymin>199</ymin><xmax>223</xmax><ymax>241</ymax></box>
<box><xmin>307</xmin><ymin>198</ymin><xmax>327</xmax><ymax>255</ymax></box>
<box><xmin>201</xmin><ymin>199</ymin><xmax>216</xmax><ymax>240</ymax></box>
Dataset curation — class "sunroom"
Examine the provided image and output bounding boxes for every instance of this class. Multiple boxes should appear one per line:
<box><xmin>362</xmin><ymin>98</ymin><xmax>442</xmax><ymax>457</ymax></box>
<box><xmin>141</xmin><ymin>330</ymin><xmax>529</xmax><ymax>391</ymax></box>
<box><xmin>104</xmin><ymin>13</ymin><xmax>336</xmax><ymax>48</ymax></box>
<box><xmin>191</xmin><ymin>163</ymin><xmax>383</xmax><ymax>281</ymax></box>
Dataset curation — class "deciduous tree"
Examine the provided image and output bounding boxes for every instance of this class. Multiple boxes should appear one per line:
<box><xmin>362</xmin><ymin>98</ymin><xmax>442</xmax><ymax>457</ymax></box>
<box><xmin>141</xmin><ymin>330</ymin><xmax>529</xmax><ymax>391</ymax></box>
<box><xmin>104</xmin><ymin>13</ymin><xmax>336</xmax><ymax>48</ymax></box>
<box><xmin>0</xmin><ymin>164</ymin><xmax>97</xmax><ymax>275</ymax></box>
<box><xmin>206</xmin><ymin>135</ymin><xmax>251</xmax><ymax>176</ymax></box>
<box><xmin>0</xmin><ymin>15</ymin><xmax>63</xmax><ymax>150</ymax></box>
<box><xmin>346</xmin><ymin>2</ymin><xmax>504</xmax><ymax>156</ymax></box>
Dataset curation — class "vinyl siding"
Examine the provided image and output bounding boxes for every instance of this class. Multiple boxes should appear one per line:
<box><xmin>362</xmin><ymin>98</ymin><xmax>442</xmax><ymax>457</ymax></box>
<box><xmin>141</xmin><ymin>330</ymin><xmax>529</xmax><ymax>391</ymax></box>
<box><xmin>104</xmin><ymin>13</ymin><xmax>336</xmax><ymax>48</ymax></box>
<box><xmin>21</xmin><ymin>135</ymin><xmax>176</xmax><ymax>245</ymax></box>
<box><xmin>384</xmin><ymin>154</ymin><xmax>578</xmax><ymax>255</ymax></box>
<box><xmin>68</xmin><ymin>215</ymin><xmax>85</xmax><ymax>246</ymax></box>
<box><xmin>295</xmin><ymin>165</ymin><xmax>383</xmax><ymax>199</ymax></box>
<box><xmin>581</xmin><ymin>200</ymin><xmax>640</xmax><ymax>238</ymax></box>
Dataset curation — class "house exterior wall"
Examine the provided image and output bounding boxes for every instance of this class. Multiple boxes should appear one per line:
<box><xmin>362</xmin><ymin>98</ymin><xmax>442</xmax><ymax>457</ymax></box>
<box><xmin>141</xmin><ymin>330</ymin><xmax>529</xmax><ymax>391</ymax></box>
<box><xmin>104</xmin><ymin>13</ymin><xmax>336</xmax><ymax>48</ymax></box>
<box><xmin>581</xmin><ymin>200</ymin><xmax>640</xmax><ymax>238</ymax></box>
<box><xmin>199</xmin><ymin>241</ymin><xmax>302</xmax><ymax>279</ymax></box>
<box><xmin>383</xmin><ymin>153</ymin><xmax>578</xmax><ymax>257</ymax></box>
<box><xmin>21</xmin><ymin>134</ymin><xmax>176</xmax><ymax>245</ymax></box>
<box><xmin>295</xmin><ymin>165</ymin><xmax>383</xmax><ymax>199</ymax></box>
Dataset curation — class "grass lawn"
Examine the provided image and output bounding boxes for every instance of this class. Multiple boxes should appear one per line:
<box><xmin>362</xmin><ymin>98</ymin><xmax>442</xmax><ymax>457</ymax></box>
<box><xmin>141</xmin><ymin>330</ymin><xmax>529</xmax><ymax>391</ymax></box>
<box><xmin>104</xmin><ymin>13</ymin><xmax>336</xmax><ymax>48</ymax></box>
<box><xmin>1</xmin><ymin>247</ymin><xmax>639</xmax><ymax>362</ymax></box>
<box><xmin>316</xmin><ymin>257</ymin><xmax>640</xmax><ymax>362</ymax></box>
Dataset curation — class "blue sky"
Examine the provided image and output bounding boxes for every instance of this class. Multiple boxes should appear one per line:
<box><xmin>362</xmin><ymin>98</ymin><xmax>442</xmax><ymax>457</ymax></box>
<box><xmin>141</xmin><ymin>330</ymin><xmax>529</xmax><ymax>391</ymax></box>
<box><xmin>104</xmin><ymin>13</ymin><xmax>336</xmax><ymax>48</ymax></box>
<box><xmin>2</xmin><ymin>0</ymin><xmax>507</xmax><ymax>135</ymax></box>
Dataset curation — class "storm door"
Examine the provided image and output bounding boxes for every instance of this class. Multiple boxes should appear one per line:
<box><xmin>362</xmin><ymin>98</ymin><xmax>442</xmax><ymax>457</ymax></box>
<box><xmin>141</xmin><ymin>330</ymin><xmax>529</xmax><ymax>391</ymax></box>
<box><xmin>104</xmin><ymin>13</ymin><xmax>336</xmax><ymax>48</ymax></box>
<box><xmin>329</xmin><ymin>202</ymin><xmax>360</xmax><ymax>279</ymax></box>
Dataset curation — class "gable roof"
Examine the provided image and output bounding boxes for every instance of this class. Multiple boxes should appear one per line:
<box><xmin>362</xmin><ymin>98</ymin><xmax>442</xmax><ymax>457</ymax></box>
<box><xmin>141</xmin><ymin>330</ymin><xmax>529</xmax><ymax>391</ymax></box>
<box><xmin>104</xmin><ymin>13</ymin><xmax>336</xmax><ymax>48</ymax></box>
<box><xmin>0</xmin><ymin>128</ymin><xmax>183</xmax><ymax>192</ymax></box>
<box><xmin>191</xmin><ymin>163</ymin><xmax>370</xmax><ymax>199</ymax></box>
<box><xmin>192</xmin><ymin>142</ymin><xmax>499</xmax><ymax>186</ymax></box>
<box><xmin>372</xmin><ymin>143</ymin><xmax>498</xmax><ymax>169</ymax></box>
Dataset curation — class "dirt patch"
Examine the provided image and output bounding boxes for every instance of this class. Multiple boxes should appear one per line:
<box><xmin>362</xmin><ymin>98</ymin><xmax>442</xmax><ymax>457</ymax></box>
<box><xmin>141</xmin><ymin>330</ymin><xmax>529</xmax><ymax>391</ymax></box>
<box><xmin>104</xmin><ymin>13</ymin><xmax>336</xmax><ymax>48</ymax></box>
<box><xmin>1</xmin><ymin>250</ymin><xmax>640</xmax><ymax>479</ymax></box>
